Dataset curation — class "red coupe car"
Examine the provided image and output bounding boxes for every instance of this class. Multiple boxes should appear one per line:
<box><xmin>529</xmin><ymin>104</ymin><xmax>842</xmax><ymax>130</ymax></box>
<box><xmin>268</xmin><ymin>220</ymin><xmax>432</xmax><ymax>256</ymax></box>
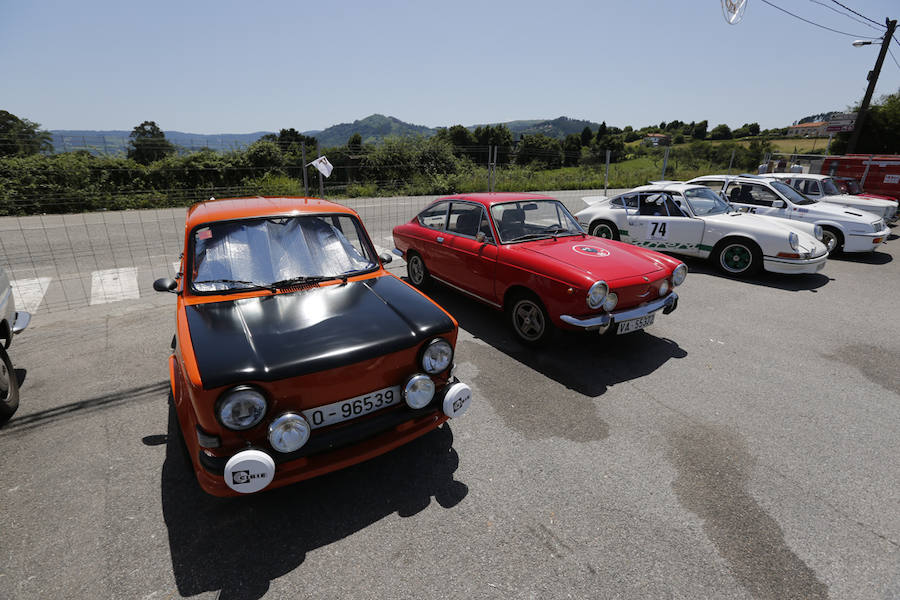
<box><xmin>392</xmin><ymin>193</ymin><xmax>686</xmax><ymax>344</ymax></box>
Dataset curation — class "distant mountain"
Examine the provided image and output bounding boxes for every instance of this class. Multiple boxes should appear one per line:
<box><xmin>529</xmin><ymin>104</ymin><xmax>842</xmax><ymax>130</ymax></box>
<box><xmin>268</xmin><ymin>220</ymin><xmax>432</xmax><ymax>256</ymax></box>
<box><xmin>48</xmin><ymin>115</ymin><xmax>609</xmax><ymax>155</ymax></box>
<box><xmin>311</xmin><ymin>114</ymin><xmax>435</xmax><ymax>147</ymax></box>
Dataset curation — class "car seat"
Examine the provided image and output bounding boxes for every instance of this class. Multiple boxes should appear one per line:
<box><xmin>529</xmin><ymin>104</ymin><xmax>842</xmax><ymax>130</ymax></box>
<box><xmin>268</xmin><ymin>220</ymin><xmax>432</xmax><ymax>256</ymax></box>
<box><xmin>499</xmin><ymin>208</ymin><xmax>525</xmax><ymax>240</ymax></box>
<box><xmin>454</xmin><ymin>211</ymin><xmax>479</xmax><ymax>236</ymax></box>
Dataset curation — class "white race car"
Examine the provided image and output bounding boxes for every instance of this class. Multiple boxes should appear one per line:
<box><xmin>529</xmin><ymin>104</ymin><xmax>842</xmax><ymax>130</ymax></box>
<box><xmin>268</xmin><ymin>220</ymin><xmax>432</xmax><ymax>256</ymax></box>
<box><xmin>765</xmin><ymin>173</ymin><xmax>897</xmax><ymax>223</ymax></box>
<box><xmin>688</xmin><ymin>175</ymin><xmax>890</xmax><ymax>254</ymax></box>
<box><xmin>576</xmin><ymin>182</ymin><xmax>828</xmax><ymax>277</ymax></box>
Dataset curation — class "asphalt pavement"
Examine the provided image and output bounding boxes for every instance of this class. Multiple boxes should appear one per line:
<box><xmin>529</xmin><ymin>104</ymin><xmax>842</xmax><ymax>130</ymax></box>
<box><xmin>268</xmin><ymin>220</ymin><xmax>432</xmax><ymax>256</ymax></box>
<box><xmin>0</xmin><ymin>191</ymin><xmax>898</xmax><ymax>600</ymax></box>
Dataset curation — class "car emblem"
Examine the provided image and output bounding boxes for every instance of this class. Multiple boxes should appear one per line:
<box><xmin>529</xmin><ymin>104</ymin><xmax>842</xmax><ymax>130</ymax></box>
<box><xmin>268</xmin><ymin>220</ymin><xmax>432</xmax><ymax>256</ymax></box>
<box><xmin>573</xmin><ymin>244</ymin><xmax>610</xmax><ymax>257</ymax></box>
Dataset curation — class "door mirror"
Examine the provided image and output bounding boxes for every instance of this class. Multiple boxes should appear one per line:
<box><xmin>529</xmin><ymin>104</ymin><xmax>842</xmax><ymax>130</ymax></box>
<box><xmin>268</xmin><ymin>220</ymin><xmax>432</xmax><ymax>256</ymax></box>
<box><xmin>153</xmin><ymin>278</ymin><xmax>177</xmax><ymax>293</ymax></box>
<box><xmin>476</xmin><ymin>231</ymin><xmax>486</xmax><ymax>244</ymax></box>
<box><xmin>378</xmin><ymin>252</ymin><xmax>393</xmax><ymax>265</ymax></box>
<box><xmin>772</xmin><ymin>199</ymin><xmax>785</xmax><ymax>208</ymax></box>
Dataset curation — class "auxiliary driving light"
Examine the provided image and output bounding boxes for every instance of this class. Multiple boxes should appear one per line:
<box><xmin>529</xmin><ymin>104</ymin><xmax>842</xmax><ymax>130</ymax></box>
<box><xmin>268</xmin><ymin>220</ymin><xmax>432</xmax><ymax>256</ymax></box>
<box><xmin>268</xmin><ymin>413</ymin><xmax>311</xmax><ymax>453</ymax></box>
<box><xmin>602</xmin><ymin>292</ymin><xmax>618</xmax><ymax>312</ymax></box>
<box><xmin>658</xmin><ymin>279</ymin><xmax>670</xmax><ymax>297</ymax></box>
<box><xmin>403</xmin><ymin>374</ymin><xmax>435</xmax><ymax>409</ymax></box>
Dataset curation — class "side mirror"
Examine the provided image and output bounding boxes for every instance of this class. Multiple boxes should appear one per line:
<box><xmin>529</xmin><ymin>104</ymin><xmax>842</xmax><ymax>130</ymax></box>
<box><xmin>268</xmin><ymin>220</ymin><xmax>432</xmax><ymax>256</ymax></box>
<box><xmin>378</xmin><ymin>252</ymin><xmax>393</xmax><ymax>265</ymax></box>
<box><xmin>476</xmin><ymin>231</ymin><xmax>486</xmax><ymax>243</ymax></box>
<box><xmin>772</xmin><ymin>200</ymin><xmax>785</xmax><ymax>208</ymax></box>
<box><xmin>153</xmin><ymin>278</ymin><xmax>177</xmax><ymax>293</ymax></box>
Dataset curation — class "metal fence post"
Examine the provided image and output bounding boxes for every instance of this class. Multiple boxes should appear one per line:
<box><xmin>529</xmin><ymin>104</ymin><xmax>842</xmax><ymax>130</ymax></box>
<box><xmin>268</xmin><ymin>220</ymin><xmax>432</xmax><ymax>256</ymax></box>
<box><xmin>727</xmin><ymin>148</ymin><xmax>736</xmax><ymax>173</ymax></box>
<box><xmin>301</xmin><ymin>143</ymin><xmax>309</xmax><ymax>196</ymax></box>
<box><xmin>318</xmin><ymin>150</ymin><xmax>324</xmax><ymax>199</ymax></box>
<box><xmin>661</xmin><ymin>147</ymin><xmax>670</xmax><ymax>180</ymax></box>
<box><xmin>604</xmin><ymin>150</ymin><xmax>611</xmax><ymax>195</ymax></box>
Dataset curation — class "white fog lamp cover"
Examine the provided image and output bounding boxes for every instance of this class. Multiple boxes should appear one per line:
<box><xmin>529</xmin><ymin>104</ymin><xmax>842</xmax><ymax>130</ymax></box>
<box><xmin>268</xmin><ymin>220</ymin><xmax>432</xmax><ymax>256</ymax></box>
<box><xmin>441</xmin><ymin>382</ymin><xmax>472</xmax><ymax>419</ymax></box>
<box><xmin>224</xmin><ymin>449</ymin><xmax>275</xmax><ymax>494</ymax></box>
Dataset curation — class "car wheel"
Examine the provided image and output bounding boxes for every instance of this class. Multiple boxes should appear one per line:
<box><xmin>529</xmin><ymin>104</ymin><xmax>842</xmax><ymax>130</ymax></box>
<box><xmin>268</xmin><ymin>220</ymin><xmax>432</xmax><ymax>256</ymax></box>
<box><xmin>821</xmin><ymin>227</ymin><xmax>842</xmax><ymax>254</ymax></box>
<box><xmin>507</xmin><ymin>293</ymin><xmax>552</xmax><ymax>345</ymax></box>
<box><xmin>406</xmin><ymin>253</ymin><xmax>431</xmax><ymax>289</ymax></box>
<box><xmin>590</xmin><ymin>220</ymin><xmax>619</xmax><ymax>240</ymax></box>
<box><xmin>714</xmin><ymin>239</ymin><xmax>762</xmax><ymax>276</ymax></box>
<box><xmin>0</xmin><ymin>346</ymin><xmax>20</xmax><ymax>425</ymax></box>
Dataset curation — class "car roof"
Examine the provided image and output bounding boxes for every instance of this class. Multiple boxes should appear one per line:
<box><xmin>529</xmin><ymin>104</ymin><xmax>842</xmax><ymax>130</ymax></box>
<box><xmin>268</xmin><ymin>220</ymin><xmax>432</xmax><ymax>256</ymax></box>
<box><xmin>185</xmin><ymin>196</ymin><xmax>356</xmax><ymax>230</ymax></box>
<box><xmin>625</xmin><ymin>182</ymin><xmax>708</xmax><ymax>194</ymax></box>
<box><xmin>767</xmin><ymin>173</ymin><xmax>829</xmax><ymax>180</ymax></box>
<box><xmin>435</xmin><ymin>192</ymin><xmax>557</xmax><ymax>207</ymax></box>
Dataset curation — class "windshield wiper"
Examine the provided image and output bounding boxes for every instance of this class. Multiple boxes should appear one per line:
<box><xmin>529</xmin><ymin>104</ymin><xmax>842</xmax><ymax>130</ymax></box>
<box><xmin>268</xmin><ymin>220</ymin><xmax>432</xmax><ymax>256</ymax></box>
<box><xmin>508</xmin><ymin>232</ymin><xmax>554</xmax><ymax>242</ymax></box>
<box><xmin>269</xmin><ymin>275</ymin><xmax>330</xmax><ymax>289</ymax></box>
<box><xmin>193</xmin><ymin>278</ymin><xmax>266</xmax><ymax>289</ymax></box>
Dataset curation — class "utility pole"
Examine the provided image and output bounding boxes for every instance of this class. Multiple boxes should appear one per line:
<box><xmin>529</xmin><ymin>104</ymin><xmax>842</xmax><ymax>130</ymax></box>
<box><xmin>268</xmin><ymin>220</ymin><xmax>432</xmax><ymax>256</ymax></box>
<box><xmin>846</xmin><ymin>18</ymin><xmax>897</xmax><ymax>154</ymax></box>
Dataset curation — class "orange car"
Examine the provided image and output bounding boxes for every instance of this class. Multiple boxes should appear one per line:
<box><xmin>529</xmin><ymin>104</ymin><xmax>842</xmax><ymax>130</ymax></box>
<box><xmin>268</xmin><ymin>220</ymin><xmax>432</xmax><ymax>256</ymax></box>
<box><xmin>154</xmin><ymin>196</ymin><xmax>471</xmax><ymax>497</ymax></box>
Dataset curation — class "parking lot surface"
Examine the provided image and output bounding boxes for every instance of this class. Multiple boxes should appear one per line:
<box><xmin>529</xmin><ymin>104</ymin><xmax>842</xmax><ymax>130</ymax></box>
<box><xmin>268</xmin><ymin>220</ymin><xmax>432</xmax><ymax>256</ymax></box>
<box><xmin>1</xmin><ymin>195</ymin><xmax>898</xmax><ymax>600</ymax></box>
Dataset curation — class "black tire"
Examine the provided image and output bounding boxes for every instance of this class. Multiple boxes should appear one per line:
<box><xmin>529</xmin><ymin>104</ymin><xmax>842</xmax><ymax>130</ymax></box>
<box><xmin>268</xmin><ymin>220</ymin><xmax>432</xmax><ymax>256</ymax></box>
<box><xmin>590</xmin><ymin>220</ymin><xmax>619</xmax><ymax>240</ymax></box>
<box><xmin>506</xmin><ymin>292</ymin><xmax>553</xmax><ymax>345</ymax></box>
<box><xmin>0</xmin><ymin>346</ymin><xmax>20</xmax><ymax>425</ymax></box>
<box><xmin>406</xmin><ymin>252</ymin><xmax>431</xmax><ymax>289</ymax></box>
<box><xmin>713</xmin><ymin>238</ymin><xmax>762</xmax><ymax>277</ymax></box>
<box><xmin>821</xmin><ymin>226</ymin><xmax>843</xmax><ymax>255</ymax></box>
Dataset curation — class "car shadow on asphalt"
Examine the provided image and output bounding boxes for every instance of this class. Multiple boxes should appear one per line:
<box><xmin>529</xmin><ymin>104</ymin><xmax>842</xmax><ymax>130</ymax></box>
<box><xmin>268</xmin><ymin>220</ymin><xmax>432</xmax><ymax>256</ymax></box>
<box><xmin>418</xmin><ymin>283</ymin><xmax>688</xmax><ymax>398</ymax></box>
<box><xmin>828</xmin><ymin>250</ymin><xmax>893</xmax><ymax>265</ymax></box>
<box><xmin>676</xmin><ymin>256</ymin><xmax>832</xmax><ymax>292</ymax></box>
<box><xmin>159</xmin><ymin>402</ymin><xmax>467</xmax><ymax>600</ymax></box>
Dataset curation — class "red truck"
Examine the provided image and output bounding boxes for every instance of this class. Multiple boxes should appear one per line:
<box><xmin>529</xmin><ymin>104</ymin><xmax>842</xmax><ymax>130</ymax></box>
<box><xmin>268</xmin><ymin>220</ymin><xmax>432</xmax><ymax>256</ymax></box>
<box><xmin>819</xmin><ymin>154</ymin><xmax>900</xmax><ymax>202</ymax></box>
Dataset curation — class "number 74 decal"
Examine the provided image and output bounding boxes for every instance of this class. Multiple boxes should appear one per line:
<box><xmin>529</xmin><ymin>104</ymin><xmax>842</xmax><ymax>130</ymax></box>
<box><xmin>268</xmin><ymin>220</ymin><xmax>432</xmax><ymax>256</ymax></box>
<box><xmin>647</xmin><ymin>221</ymin><xmax>668</xmax><ymax>240</ymax></box>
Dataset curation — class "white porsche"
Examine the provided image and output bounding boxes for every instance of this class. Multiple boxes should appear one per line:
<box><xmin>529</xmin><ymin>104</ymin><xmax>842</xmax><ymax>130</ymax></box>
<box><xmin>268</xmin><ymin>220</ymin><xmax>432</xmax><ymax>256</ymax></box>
<box><xmin>575</xmin><ymin>182</ymin><xmax>828</xmax><ymax>277</ymax></box>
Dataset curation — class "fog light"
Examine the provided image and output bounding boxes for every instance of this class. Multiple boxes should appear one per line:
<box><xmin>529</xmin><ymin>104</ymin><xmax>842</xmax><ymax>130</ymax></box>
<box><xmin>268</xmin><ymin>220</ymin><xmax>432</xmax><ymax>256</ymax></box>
<box><xmin>404</xmin><ymin>374</ymin><xmax>435</xmax><ymax>409</ymax></box>
<box><xmin>602</xmin><ymin>292</ymin><xmax>618</xmax><ymax>312</ymax></box>
<box><xmin>658</xmin><ymin>280</ymin><xmax>669</xmax><ymax>297</ymax></box>
<box><xmin>268</xmin><ymin>413</ymin><xmax>311</xmax><ymax>453</ymax></box>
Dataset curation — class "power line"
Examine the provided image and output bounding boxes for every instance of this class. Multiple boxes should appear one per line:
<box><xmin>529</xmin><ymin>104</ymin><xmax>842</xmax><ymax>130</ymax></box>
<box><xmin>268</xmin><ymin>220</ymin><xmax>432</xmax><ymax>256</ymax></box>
<box><xmin>827</xmin><ymin>0</ymin><xmax>885</xmax><ymax>28</ymax></box>
<box><xmin>809</xmin><ymin>0</ymin><xmax>884</xmax><ymax>32</ymax></box>
<box><xmin>889</xmin><ymin>47</ymin><xmax>900</xmax><ymax>72</ymax></box>
<box><xmin>759</xmin><ymin>0</ymin><xmax>879</xmax><ymax>38</ymax></box>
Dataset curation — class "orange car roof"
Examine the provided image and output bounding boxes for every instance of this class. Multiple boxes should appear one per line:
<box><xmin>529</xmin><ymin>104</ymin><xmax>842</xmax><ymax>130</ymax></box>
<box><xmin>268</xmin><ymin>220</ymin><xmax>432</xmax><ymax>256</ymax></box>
<box><xmin>185</xmin><ymin>196</ymin><xmax>356</xmax><ymax>230</ymax></box>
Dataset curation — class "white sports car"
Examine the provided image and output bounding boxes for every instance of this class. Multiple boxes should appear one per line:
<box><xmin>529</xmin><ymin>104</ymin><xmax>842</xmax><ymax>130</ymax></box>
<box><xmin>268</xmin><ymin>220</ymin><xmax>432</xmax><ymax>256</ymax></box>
<box><xmin>765</xmin><ymin>173</ymin><xmax>897</xmax><ymax>223</ymax></box>
<box><xmin>576</xmin><ymin>183</ymin><xmax>828</xmax><ymax>277</ymax></box>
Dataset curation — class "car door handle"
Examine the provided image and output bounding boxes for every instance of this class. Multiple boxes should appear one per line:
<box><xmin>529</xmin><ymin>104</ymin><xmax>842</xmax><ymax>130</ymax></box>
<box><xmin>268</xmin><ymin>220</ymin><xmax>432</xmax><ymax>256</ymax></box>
<box><xmin>436</xmin><ymin>237</ymin><xmax>444</xmax><ymax>243</ymax></box>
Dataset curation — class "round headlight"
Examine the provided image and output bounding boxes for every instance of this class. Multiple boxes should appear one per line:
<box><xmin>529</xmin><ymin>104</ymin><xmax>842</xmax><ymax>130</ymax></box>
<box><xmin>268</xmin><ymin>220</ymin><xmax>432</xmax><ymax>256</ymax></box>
<box><xmin>421</xmin><ymin>338</ymin><xmax>453</xmax><ymax>374</ymax></box>
<box><xmin>403</xmin><ymin>374</ymin><xmax>435</xmax><ymax>409</ymax></box>
<box><xmin>672</xmin><ymin>264</ymin><xmax>687</xmax><ymax>286</ymax></box>
<box><xmin>587</xmin><ymin>280</ymin><xmax>609</xmax><ymax>309</ymax></box>
<box><xmin>602</xmin><ymin>292</ymin><xmax>618</xmax><ymax>312</ymax></box>
<box><xmin>789</xmin><ymin>232</ymin><xmax>799</xmax><ymax>250</ymax></box>
<box><xmin>658</xmin><ymin>279</ymin><xmax>669</xmax><ymax>297</ymax></box>
<box><xmin>814</xmin><ymin>225</ymin><xmax>823</xmax><ymax>240</ymax></box>
<box><xmin>217</xmin><ymin>386</ymin><xmax>267</xmax><ymax>430</ymax></box>
<box><xmin>268</xmin><ymin>413</ymin><xmax>311</xmax><ymax>453</ymax></box>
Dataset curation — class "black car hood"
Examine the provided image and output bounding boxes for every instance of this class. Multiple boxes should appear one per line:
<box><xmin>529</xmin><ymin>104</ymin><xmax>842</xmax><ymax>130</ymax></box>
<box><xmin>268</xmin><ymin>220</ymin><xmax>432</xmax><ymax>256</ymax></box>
<box><xmin>186</xmin><ymin>276</ymin><xmax>454</xmax><ymax>390</ymax></box>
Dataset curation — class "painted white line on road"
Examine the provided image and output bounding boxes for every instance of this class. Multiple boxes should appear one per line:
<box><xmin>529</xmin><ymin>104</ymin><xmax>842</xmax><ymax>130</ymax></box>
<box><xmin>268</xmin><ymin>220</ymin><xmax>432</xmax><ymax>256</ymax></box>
<box><xmin>90</xmin><ymin>267</ymin><xmax>139</xmax><ymax>305</ymax></box>
<box><xmin>11</xmin><ymin>277</ymin><xmax>51</xmax><ymax>313</ymax></box>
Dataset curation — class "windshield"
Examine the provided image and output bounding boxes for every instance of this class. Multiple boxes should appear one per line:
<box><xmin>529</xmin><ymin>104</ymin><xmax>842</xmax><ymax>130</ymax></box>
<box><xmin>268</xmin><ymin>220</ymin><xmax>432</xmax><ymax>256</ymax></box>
<box><xmin>821</xmin><ymin>178</ymin><xmax>842</xmax><ymax>196</ymax></box>
<box><xmin>683</xmin><ymin>187</ymin><xmax>731</xmax><ymax>215</ymax></box>
<box><xmin>490</xmin><ymin>199</ymin><xmax>583</xmax><ymax>243</ymax></box>
<box><xmin>770</xmin><ymin>181</ymin><xmax>817</xmax><ymax>206</ymax></box>
<box><xmin>190</xmin><ymin>214</ymin><xmax>377</xmax><ymax>293</ymax></box>
<box><xmin>843</xmin><ymin>179</ymin><xmax>862</xmax><ymax>194</ymax></box>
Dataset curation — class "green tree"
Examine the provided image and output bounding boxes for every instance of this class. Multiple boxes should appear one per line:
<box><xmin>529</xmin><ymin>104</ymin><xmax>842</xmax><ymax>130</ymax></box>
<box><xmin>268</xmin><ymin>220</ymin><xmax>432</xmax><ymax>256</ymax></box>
<box><xmin>709</xmin><ymin>124</ymin><xmax>732</xmax><ymax>140</ymax></box>
<box><xmin>473</xmin><ymin>124</ymin><xmax>513</xmax><ymax>164</ymax></box>
<box><xmin>515</xmin><ymin>134</ymin><xmax>562</xmax><ymax>168</ymax></box>
<box><xmin>260</xmin><ymin>128</ymin><xmax>317</xmax><ymax>152</ymax></box>
<box><xmin>127</xmin><ymin>121</ymin><xmax>175</xmax><ymax>164</ymax></box>
<box><xmin>563</xmin><ymin>134</ymin><xmax>582</xmax><ymax>166</ymax></box>
<box><xmin>0</xmin><ymin>110</ymin><xmax>53</xmax><ymax>156</ymax></box>
<box><xmin>692</xmin><ymin>120</ymin><xmax>708</xmax><ymax>139</ymax></box>
<box><xmin>580</xmin><ymin>126</ymin><xmax>594</xmax><ymax>146</ymax></box>
<box><xmin>347</xmin><ymin>133</ymin><xmax>362</xmax><ymax>151</ymax></box>
<box><xmin>831</xmin><ymin>91</ymin><xmax>900</xmax><ymax>154</ymax></box>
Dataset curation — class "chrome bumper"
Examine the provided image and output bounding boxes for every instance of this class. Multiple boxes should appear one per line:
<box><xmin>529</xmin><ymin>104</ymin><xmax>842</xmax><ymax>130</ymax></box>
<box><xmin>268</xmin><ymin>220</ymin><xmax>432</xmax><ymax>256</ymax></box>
<box><xmin>12</xmin><ymin>311</ymin><xmax>30</xmax><ymax>334</ymax></box>
<box><xmin>560</xmin><ymin>292</ymin><xmax>678</xmax><ymax>331</ymax></box>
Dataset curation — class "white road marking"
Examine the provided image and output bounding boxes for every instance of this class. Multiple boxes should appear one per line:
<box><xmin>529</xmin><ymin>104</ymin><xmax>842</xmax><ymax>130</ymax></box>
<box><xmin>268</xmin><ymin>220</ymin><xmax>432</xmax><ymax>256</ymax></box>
<box><xmin>90</xmin><ymin>267</ymin><xmax>139</xmax><ymax>305</ymax></box>
<box><xmin>10</xmin><ymin>277</ymin><xmax>51</xmax><ymax>313</ymax></box>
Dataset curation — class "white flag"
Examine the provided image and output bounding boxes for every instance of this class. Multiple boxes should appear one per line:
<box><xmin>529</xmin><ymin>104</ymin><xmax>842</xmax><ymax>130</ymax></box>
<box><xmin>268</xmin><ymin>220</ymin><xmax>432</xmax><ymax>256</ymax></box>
<box><xmin>308</xmin><ymin>156</ymin><xmax>334</xmax><ymax>178</ymax></box>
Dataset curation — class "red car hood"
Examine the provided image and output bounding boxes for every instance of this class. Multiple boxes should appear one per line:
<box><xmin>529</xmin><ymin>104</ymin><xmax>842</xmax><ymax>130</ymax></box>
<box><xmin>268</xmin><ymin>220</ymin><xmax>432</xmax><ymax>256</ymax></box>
<box><xmin>516</xmin><ymin>237</ymin><xmax>667</xmax><ymax>282</ymax></box>
<box><xmin>859</xmin><ymin>192</ymin><xmax>899</xmax><ymax>204</ymax></box>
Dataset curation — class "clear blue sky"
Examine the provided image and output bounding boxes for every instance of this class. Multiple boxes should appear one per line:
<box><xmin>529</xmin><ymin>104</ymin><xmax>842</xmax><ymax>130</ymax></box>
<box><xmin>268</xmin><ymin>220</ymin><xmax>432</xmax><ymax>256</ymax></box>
<box><xmin>2</xmin><ymin>0</ymin><xmax>899</xmax><ymax>134</ymax></box>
